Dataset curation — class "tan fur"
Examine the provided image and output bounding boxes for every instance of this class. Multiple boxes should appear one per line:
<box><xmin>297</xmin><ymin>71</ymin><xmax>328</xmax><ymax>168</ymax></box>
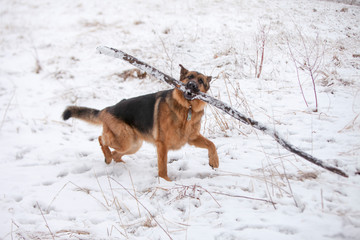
<box><xmin>153</xmin><ymin>88</ymin><xmax>218</xmax><ymax>180</ymax></box>
<box><xmin>65</xmin><ymin>66</ymin><xmax>219</xmax><ymax>181</ymax></box>
<box><xmin>98</xmin><ymin>111</ymin><xmax>143</xmax><ymax>164</ymax></box>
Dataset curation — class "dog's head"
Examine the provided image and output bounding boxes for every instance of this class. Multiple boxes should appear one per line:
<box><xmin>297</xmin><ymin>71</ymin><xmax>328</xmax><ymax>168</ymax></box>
<box><xmin>179</xmin><ymin>64</ymin><xmax>212</xmax><ymax>100</ymax></box>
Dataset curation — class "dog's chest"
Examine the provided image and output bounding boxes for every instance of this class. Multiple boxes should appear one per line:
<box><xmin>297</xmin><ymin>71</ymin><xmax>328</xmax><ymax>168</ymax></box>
<box><xmin>165</xmin><ymin>109</ymin><xmax>203</xmax><ymax>149</ymax></box>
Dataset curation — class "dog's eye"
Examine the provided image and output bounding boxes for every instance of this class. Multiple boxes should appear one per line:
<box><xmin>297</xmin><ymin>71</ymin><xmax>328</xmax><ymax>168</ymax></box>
<box><xmin>198</xmin><ymin>78</ymin><xmax>204</xmax><ymax>84</ymax></box>
<box><xmin>187</xmin><ymin>74</ymin><xmax>194</xmax><ymax>79</ymax></box>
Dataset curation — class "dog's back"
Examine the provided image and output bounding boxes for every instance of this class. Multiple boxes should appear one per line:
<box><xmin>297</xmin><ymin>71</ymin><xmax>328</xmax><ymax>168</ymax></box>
<box><xmin>62</xmin><ymin>90</ymin><xmax>171</xmax><ymax>133</ymax></box>
<box><xmin>106</xmin><ymin>90</ymin><xmax>170</xmax><ymax>134</ymax></box>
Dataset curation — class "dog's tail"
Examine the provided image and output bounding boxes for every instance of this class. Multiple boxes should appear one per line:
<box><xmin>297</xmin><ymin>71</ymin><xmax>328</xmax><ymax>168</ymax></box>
<box><xmin>62</xmin><ymin>106</ymin><xmax>102</xmax><ymax>125</ymax></box>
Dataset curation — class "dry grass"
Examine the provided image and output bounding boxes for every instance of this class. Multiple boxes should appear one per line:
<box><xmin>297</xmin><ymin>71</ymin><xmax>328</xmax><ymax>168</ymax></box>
<box><xmin>338</xmin><ymin>112</ymin><xmax>360</xmax><ymax>133</ymax></box>
<box><xmin>113</xmin><ymin>68</ymin><xmax>147</xmax><ymax>81</ymax></box>
<box><xmin>0</xmin><ymin>89</ymin><xmax>16</xmax><ymax>132</ymax></box>
<box><xmin>286</xmin><ymin>25</ymin><xmax>326</xmax><ymax>112</ymax></box>
<box><xmin>205</xmin><ymin>71</ymin><xmax>303</xmax><ymax>209</ymax></box>
<box><xmin>109</xmin><ymin>176</ymin><xmax>173</xmax><ymax>240</ymax></box>
<box><xmin>205</xmin><ymin>73</ymin><xmax>250</xmax><ymax>137</ymax></box>
<box><xmin>33</xmin><ymin>50</ymin><xmax>43</xmax><ymax>74</ymax></box>
<box><xmin>254</xmin><ymin>24</ymin><xmax>270</xmax><ymax>79</ymax></box>
<box><xmin>21</xmin><ymin>167</ymin><xmax>282</xmax><ymax>239</ymax></box>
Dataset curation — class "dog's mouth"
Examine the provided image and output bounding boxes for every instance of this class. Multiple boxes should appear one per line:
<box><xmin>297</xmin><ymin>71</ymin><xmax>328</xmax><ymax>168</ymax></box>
<box><xmin>184</xmin><ymin>81</ymin><xmax>200</xmax><ymax>100</ymax></box>
<box><xmin>184</xmin><ymin>89</ymin><xmax>196</xmax><ymax>100</ymax></box>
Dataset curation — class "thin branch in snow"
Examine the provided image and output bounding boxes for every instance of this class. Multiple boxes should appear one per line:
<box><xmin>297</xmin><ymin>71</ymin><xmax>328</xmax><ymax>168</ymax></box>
<box><xmin>286</xmin><ymin>25</ymin><xmax>325</xmax><ymax>112</ymax></box>
<box><xmin>128</xmin><ymin>169</ymin><xmax>142</xmax><ymax>217</ymax></box>
<box><xmin>36</xmin><ymin>202</ymin><xmax>55</xmax><ymax>240</ymax></box>
<box><xmin>0</xmin><ymin>89</ymin><xmax>16</xmax><ymax>132</ymax></box>
<box><xmin>95</xmin><ymin>171</ymin><xmax>110</xmax><ymax>207</ymax></box>
<box><xmin>254</xmin><ymin>24</ymin><xmax>269</xmax><ymax>78</ymax></box>
<box><xmin>106</xmin><ymin>172</ymin><xmax>129</xmax><ymax>239</ymax></box>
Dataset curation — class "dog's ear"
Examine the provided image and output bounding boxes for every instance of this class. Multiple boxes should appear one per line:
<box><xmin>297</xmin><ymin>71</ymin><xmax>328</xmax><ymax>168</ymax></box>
<box><xmin>179</xmin><ymin>64</ymin><xmax>188</xmax><ymax>80</ymax></box>
<box><xmin>204</xmin><ymin>76</ymin><xmax>212</xmax><ymax>91</ymax></box>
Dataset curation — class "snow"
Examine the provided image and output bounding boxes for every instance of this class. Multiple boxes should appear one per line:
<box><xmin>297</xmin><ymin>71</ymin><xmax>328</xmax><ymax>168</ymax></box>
<box><xmin>1</xmin><ymin>0</ymin><xmax>360</xmax><ymax>239</ymax></box>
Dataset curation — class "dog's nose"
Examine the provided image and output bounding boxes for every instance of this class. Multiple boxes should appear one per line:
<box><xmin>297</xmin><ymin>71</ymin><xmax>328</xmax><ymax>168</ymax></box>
<box><xmin>186</xmin><ymin>81</ymin><xmax>199</xmax><ymax>93</ymax></box>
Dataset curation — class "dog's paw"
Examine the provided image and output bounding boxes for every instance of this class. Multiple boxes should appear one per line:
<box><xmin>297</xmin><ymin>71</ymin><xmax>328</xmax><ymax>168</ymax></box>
<box><xmin>159</xmin><ymin>175</ymin><xmax>172</xmax><ymax>182</ymax></box>
<box><xmin>209</xmin><ymin>162</ymin><xmax>219</xmax><ymax>169</ymax></box>
<box><xmin>112</xmin><ymin>151</ymin><xmax>125</xmax><ymax>163</ymax></box>
<box><xmin>104</xmin><ymin>158</ymin><xmax>112</xmax><ymax>164</ymax></box>
<box><xmin>209</xmin><ymin>155</ymin><xmax>219</xmax><ymax>169</ymax></box>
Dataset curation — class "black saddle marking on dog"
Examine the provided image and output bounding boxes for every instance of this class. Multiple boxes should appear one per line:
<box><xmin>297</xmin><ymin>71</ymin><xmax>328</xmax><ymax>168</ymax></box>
<box><xmin>107</xmin><ymin>90</ymin><xmax>171</xmax><ymax>134</ymax></box>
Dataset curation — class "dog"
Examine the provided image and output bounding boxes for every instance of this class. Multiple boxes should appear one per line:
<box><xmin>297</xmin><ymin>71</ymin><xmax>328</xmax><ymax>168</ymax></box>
<box><xmin>62</xmin><ymin>64</ymin><xmax>219</xmax><ymax>181</ymax></box>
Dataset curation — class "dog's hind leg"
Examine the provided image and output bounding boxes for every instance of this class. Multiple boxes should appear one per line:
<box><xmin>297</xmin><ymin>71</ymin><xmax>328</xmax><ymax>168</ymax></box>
<box><xmin>98</xmin><ymin>136</ymin><xmax>113</xmax><ymax>164</ymax></box>
<box><xmin>111</xmin><ymin>151</ymin><xmax>124</xmax><ymax>163</ymax></box>
<box><xmin>99</xmin><ymin>123</ymin><xmax>120</xmax><ymax>164</ymax></box>
<box><xmin>102</xmin><ymin>120</ymin><xmax>143</xmax><ymax>163</ymax></box>
<box><xmin>111</xmin><ymin>140</ymin><xmax>142</xmax><ymax>163</ymax></box>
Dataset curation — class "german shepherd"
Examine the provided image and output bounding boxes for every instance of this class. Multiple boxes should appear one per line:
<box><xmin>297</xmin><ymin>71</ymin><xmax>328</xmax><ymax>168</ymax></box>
<box><xmin>62</xmin><ymin>64</ymin><xmax>219</xmax><ymax>181</ymax></box>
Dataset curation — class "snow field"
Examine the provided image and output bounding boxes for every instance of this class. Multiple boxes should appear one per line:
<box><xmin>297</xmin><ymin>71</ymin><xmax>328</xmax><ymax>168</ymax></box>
<box><xmin>1</xmin><ymin>0</ymin><xmax>360</xmax><ymax>239</ymax></box>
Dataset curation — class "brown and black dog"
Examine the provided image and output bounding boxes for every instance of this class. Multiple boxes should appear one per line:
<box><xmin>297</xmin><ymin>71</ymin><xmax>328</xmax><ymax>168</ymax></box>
<box><xmin>62</xmin><ymin>64</ymin><xmax>219</xmax><ymax>181</ymax></box>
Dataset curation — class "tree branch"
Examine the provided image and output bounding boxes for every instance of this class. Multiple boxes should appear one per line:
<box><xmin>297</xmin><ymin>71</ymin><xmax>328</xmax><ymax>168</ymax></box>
<box><xmin>96</xmin><ymin>46</ymin><xmax>349</xmax><ymax>178</ymax></box>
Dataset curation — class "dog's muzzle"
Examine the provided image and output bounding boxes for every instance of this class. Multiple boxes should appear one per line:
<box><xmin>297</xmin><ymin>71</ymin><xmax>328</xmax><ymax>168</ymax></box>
<box><xmin>186</xmin><ymin>81</ymin><xmax>199</xmax><ymax>93</ymax></box>
<box><xmin>184</xmin><ymin>81</ymin><xmax>199</xmax><ymax>100</ymax></box>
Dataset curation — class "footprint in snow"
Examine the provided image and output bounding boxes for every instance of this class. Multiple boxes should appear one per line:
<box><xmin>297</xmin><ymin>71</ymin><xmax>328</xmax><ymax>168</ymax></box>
<box><xmin>13</xmin><ymin>195</ymin><xmax>23</xmax><ymax>202</ymax></box>
<box><xmin>71</xmin><ymin>165</ymin><xmax>92</xmax><ymax>174</ymax></box>
<box><xmin>42</xmin><ymin>180</ymin><xmax>55</xmax><ymax>186</ymax></box>
<box><xmin>57</xmin><ymin>170</ymin><xmax>69</xmax><ymax>178</ymax></box>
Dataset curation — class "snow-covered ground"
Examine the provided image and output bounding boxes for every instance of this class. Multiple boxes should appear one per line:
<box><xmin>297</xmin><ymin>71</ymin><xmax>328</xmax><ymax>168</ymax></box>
<box><xmin>1</xmin><ymin>0</ymin><xmax>360</xmax><ymax>239</ymax></box>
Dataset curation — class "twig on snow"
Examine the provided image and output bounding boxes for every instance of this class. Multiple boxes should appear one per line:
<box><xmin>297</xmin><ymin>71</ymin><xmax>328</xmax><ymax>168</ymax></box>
<box><xmin>210</xmin><ymin>191</ymin><xmax>276</xmax><ymax>205</ymax></box>
<box><xmin>255</xmin><ymin>24</ymin><xmax>269</xmax><ymax>78</ymax></box>
<box><xmin>106</xmin><ymin>173</ymin><xmax>129</xmax><ymax>239</ymax></box>
<box><xmin>128</xmin><ymin>169</ymin><xmax>142</xmax><ymax>217</ymax></box>
<box><xmin>0</xmin><ymin>89</ymin><xmax>16</xmax><ymax>132</ymax></box>
<box><xmin>36</xmin><ymin>202</ymin><xmax>55</xmax><ymax>240</ymax></box>
<box><xmin>168</xmin><ymin>184</ymin><xmax>274</xmax><ymax>206</ymax></box>
<box><xmin>47</xmin><ymin>181</ymin><xmax>110</xmax><ymax>212</ymax></box>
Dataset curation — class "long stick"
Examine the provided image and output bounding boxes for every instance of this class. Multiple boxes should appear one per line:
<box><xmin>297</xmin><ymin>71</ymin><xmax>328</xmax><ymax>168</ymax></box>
<box><xmin>96</xmin><ymin>46</ymin><xmax>348</xmax><ymax>178</ymax></box>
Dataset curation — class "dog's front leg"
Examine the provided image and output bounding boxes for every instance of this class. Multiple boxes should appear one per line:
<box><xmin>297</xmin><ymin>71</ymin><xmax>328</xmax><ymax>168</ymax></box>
<box><xmin>189</xmin><ymin>135</ymin><xmax>219</xmax><ymax>168</ymax></box>
<box><xmin>156</xmin><ymin>141</ymin><xmax>171</xmax><ymax>181</ymax></box>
